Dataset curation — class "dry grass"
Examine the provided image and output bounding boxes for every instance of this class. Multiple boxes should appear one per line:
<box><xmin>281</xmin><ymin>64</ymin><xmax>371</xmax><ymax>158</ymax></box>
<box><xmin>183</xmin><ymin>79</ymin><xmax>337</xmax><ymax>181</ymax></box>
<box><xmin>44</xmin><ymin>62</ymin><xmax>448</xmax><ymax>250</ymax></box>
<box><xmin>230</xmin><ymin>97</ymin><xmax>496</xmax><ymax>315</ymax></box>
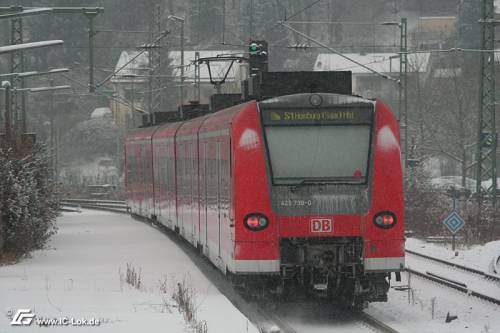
<box><xmin>0</xmin><ymin>252</ymin><xmax>19</xmax><ymax>266</ymax></box>
<box><xmin>119</xmin><ymin>263</ymin><xmax>142</xmax><ymax>290</ymax></box>
<box><xmin>171</xmin><ymin>276</ymin><xmax>207</xmax><ymax>333</ymax></box>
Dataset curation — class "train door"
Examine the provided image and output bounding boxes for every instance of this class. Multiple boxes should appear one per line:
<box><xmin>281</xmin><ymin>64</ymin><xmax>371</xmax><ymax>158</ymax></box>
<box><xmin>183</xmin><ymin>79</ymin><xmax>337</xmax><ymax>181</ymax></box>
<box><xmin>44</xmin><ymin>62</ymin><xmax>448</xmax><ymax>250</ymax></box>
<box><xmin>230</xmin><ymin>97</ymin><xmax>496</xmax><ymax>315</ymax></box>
<box><xmin>202</xmin><ymin>142</ymin><xmax>208</xmax><ymax>255</ymax></box>
<box><xmin>139</xmin><ymin>145</ymin><xmax>148</xmax><ymax>216</ymax></box>
<box><xmin>228</xmin><ymin>138</ymin><xmax>235</xmax><ymax>241</ymax></box>
<box><xmin>153</xmin><ymin>146</ymin><xmax>160</xmax><ymax>219</ymax></box>
<box><xmin>164</xmin><ymin>145</ymin><xmax>171</xmax><ymax>226</ymax></box>
<box><xmin>216</xmin><ymin>142</ymin><xmax>222</xmax><ymax>258</ymax></box>
<box><xmin>177</xmin><ymin>143</ymin><xmax>184</xmax><ymax>235</ymax></box>
<box><xmin>167</xmin><ymin>143</ymin><xmax>175</xmax><ymax>228</ymax></box>
<box><xmin>189</xmin><ymin>142</ymin><xmax>195</xmax><ymax>244</ymax></box>
<box><xmin>133</xmin><ymin>144</ymin><xmax>140</xmax><ymax>213</ymax></box>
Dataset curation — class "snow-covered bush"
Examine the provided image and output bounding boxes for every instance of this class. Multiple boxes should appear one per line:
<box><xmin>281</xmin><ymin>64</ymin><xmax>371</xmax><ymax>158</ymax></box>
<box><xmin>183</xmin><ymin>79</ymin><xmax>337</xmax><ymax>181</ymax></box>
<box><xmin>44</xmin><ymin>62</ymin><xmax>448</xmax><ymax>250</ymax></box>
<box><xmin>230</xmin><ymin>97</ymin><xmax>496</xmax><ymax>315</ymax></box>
<box><xmin>405</xmin><ymin>165</ymin><xmax>448</xmax><ymax>236</ymax></box>
<box><xmin>0</xmin><ymin>145</ymin><xmax>59</xmax><ymax>255</ymax></box>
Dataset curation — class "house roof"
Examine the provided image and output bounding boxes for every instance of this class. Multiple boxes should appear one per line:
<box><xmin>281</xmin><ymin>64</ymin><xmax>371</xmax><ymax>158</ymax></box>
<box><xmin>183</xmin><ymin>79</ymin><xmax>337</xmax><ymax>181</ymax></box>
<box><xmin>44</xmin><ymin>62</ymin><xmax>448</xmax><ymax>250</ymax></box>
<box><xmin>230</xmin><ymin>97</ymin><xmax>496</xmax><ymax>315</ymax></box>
<box><xmin>111</xmin><ymin>50</ymin><xmax>150</xmax><ymax>83</ymax></box>
<box><xmin>313</xmin><ymin>52</ymin><xmax>431</xmax><ymax>74</ymax></box>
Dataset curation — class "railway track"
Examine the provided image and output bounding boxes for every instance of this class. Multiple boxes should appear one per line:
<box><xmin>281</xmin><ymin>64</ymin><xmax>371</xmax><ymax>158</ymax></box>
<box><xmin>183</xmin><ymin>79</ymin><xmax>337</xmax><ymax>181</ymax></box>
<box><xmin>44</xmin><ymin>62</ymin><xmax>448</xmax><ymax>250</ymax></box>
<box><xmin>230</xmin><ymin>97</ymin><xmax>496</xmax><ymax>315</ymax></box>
<box><xmin>60</xmin><ymin>198</ymin><xmax>129</xmax><ymax>214</ymax></box>
<box><xmin>406</xmin><ymin>249</ymin><xmax>500</xmax><ymax>282</ymax></box>
<box><xmin>405</xmin><ymin>267</ymin><xmax>500</xmax><ymax>305</ymax></box>
<box><xmin>65</xmin><ymin>202</ymin><xmax>400</xmax><ymax>332</ymax></box>
<box><xmin>406</xmin><ymin>249</ymin><xmax>500</xmax><ymax>306</ymax></box>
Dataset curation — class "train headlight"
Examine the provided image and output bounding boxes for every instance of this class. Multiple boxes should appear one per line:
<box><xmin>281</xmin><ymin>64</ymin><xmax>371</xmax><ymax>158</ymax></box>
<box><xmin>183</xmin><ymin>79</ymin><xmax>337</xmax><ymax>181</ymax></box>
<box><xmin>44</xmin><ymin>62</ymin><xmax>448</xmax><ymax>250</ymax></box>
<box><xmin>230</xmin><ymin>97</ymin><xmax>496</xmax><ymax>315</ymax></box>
<box><xmin>373</xmin><ymin>211</ymin><xmax>397</xmax><ymax>229</ymax></box>
<box><xmin>244</xmin><ymin>213</ymin><xmax>269</xmax><ymax>231</ymax></box>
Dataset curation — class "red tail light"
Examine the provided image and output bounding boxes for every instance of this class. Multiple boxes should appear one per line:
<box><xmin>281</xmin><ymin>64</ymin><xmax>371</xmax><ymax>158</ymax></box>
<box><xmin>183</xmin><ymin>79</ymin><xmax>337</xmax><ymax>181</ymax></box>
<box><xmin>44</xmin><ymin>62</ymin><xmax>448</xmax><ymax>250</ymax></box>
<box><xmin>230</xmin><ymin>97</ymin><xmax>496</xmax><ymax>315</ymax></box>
<box><xmin>373</xmin><ymin>212</ymin><xmax>397</xmax><ymax>229</ymax></box>
<box><xmin>244</xmin><ymin>213</ymin><xmax>269</xmax><ymax>231</ymax></box>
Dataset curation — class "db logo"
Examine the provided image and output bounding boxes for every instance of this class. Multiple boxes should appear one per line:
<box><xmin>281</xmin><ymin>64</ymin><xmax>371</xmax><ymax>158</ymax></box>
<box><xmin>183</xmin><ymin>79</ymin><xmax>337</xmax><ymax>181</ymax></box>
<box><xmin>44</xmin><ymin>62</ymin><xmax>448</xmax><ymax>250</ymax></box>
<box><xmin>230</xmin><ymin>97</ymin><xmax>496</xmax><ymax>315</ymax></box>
<box><xmin>310</xmin><ymin>218</ymin><xmax>333</xmax><ymax>233</ymax></box>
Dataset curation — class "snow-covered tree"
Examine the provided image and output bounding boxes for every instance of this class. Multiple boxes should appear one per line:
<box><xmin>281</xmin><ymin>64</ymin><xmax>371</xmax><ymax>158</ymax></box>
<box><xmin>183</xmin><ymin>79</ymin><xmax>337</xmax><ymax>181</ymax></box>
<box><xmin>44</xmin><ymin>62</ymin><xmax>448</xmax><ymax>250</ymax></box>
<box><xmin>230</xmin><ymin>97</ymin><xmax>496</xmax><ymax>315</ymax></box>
<box><xmin>0</xmin><ymin>145</ymin><xmax>59</xmax><ymax>255</ymax></box>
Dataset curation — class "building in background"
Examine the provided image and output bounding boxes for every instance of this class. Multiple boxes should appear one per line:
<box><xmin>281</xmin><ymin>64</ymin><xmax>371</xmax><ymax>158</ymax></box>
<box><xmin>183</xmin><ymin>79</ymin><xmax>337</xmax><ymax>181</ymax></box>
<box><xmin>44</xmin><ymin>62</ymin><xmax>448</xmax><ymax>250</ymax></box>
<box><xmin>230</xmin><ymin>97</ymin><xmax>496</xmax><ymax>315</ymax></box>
<box><xmin>413</xmin><ymin>16</ymin><xmax>457</xmax><ymax>50</ymax></box>
<box><xmin>110</xmin><ymin>50</ymin><xmax>150</xmax><ymax>128</ymax></box>
<box><xmin>313</xmin><ymin>52</ymin><xmax>431</xmax><ymax>112</ymax></box>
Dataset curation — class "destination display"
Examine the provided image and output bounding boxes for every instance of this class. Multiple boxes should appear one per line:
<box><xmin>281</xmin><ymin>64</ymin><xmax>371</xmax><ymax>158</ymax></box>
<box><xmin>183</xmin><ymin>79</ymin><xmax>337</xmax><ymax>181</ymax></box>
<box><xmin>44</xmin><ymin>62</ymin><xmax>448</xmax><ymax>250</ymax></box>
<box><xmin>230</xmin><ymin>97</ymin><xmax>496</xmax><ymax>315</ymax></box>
<box><xmin>262</xmin><ymin>107</ymin><xmax>373</xmax><ymax>125</ymax></box>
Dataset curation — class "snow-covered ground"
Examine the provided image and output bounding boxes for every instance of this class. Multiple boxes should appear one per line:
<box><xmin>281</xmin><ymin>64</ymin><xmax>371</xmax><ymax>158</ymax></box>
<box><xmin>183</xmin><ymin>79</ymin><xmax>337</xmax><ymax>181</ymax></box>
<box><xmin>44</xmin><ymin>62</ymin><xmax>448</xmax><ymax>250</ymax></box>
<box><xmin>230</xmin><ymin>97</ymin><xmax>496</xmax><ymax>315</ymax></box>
<box><xmin>2</xmin><ymin>210</ymin><xmax>499</xmax><ymax>333</ymax></box>
<box><xmin>0</xmin><ymin>210</ymin><xmax>258</xmax><ymax>333</ymax></box>
<box><xmin>365</xmin><ymin>238</ymin><xmax>500</xmax><ymax>333</ymax></box>
<box><xmin>406</xmin><ymin>237</ymin><xmax>500</xmax><ymax>273</ymax></box>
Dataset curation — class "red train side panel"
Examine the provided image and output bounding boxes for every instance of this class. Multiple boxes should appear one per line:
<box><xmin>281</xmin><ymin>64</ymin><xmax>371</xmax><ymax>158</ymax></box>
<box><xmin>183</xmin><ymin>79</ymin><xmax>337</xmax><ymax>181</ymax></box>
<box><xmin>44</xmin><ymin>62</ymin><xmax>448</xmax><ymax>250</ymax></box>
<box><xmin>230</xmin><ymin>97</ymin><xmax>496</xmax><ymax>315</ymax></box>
<box><xmin>125</xmin><ymin>126</ymin><xmax>158</xmax><ymax>218</ymax></box>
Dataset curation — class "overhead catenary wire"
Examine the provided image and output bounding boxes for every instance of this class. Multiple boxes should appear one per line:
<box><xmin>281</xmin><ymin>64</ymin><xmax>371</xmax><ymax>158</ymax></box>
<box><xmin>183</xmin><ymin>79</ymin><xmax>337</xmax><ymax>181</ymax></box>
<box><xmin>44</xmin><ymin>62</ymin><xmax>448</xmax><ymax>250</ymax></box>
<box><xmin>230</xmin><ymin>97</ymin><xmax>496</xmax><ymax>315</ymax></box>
<box><xmin>256</xmin><ymin>0</ymin><xmax>324</xmax><ymax>38</ymax></box>
<box><xmin>60</xmin><ymin>73</ymin><xmax>147</xmax><ymax>114</ymax></box>
<box><xmin>95</xmin><ymin>30</ymin><xmax>171</xmax><ymax>89</ymax></box>
<box><xmin>279</xmin><ymin>21</ymin><xmax>400</xmax><ymax>83</ymax></box>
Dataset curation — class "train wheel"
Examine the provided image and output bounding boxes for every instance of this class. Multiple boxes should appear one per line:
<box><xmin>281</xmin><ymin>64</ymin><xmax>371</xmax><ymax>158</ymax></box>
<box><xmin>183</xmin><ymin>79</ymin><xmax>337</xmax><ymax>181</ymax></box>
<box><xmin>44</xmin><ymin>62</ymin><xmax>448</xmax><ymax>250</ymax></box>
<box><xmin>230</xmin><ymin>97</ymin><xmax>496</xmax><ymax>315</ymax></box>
<box><xmin>352</xmin><ymin>297</ymin><xmax>368</xmax><ymax>311</ymax></box>
<box><xmin>279</xmin><ymin>279</ymin><xmax>293</xmax><ymax>301</ymax></box>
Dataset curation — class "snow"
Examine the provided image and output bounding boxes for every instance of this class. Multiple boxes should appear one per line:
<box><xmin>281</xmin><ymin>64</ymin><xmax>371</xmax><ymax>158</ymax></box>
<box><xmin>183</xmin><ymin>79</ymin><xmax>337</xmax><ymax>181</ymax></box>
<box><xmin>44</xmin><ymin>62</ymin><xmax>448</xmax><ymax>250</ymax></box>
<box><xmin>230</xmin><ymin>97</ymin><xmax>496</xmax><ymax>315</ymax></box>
<box><xmin>377</xmin><ymin>126</ymin><xmax>399</xmax><ymax>151</ymax></box>
<box><xmin>368</xmin><ymin>270</ymin><xmax>500</xmax><ymax>333</ymax></box>
<box><xmin>0</xmin><ymin>40</ymin><xmax>63</xmax><ymax>54</ymax></box>
<box><xmin>406</xmin><ymin>238</ymin><xmax>500</xmax><ymax>274</ymax></box>
<box><xmin>0</xmin><ymin>210</ymin><xmax>259</xmax><ymax>332</ymax></box>
<box><xmin>365</xmin><ymin>238</ymin><xmax>500</xmax><ymax>332</ymax></box>
<box><xmin>91</xmin><ymin>107</ymin><xmax>112</xmax><ymax>119</ymax></box>
<box><xmin>238</xmin><ymin>128</ymin><xmax>260</xmax><ymax>151</ymax></box>
<box><xmin>430</xmin><ymin>176</ymin><xmax>476</xmax><ymax>192</ymax></box>
<box><xmin>2</xmin><ymin>211</ymin><xmax>499</xmax><ymax>333</ymax></box>
<box><xmin>314</xmin><ymin>52</ymin><xmax>431</xmax><ymax>74</ymax></box>
<box><xmin>406</xmin><ymin>253</ymin><xmax>500</xmax><ymax>300</ymax></box>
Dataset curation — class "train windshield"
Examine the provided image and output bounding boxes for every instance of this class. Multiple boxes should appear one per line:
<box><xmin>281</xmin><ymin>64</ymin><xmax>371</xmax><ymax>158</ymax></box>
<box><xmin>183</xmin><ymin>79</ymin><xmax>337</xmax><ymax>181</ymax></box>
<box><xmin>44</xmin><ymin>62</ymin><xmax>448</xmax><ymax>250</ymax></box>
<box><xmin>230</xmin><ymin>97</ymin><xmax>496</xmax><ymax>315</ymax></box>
<box><xmin>264</xmin><ymin>125</ymin><xmax>371</xmax><ymax>185</ymax></box>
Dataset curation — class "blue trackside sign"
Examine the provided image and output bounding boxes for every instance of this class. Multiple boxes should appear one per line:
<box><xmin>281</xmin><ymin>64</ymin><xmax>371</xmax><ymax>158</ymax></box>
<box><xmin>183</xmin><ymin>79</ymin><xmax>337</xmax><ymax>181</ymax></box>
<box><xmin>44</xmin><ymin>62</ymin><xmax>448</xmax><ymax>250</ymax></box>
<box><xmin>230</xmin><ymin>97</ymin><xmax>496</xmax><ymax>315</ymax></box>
<box><xmin>442</xmin><ymin>211</ymin><xmax>465</xmax><ymax>235</ymax></box>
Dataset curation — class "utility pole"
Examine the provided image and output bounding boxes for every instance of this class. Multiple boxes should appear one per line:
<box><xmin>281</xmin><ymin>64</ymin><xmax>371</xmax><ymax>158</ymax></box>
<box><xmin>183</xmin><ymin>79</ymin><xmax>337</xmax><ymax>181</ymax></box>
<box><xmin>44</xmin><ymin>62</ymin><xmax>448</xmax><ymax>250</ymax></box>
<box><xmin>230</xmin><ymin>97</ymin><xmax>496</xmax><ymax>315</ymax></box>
<box><xmin>146</xmin><ymin>4</ymin><xmax>163</xmax><ymax>124</ymax></box>
<box><xmin>0</xmin><ymin>7</ymin><xmax>104</xmax><ymax>93</ymax></box>
<box><xmin>381</xmin><ymin>18</ymin><xmax>408</xmax><ymax>167</ymax></box>
<box><xmin>195</xmin><ymin>51</ymin><xmax>201</xmax><ymax>102</ymax></box>
<box><xmin>477</xmin><ymin>0</ymin><xmax>497</xmax><ymax>230</ymax></box>
<box><xmin>10</xmin><ymin>18</ymin><xmax>25</xmax><ymax>137</ymax></box>
<box><xmin>249</xmin><ymin>0</ymin><xmax>254</xmax><ymax>40</ymax></box>
<box><xmin>180</xmin><ymin>19</ymin><xmax>185</xmax><ymax>119</ymax></box>
<box><xmin>3</xmin><ymin>81</ymin><xmax>12</xmax><ymax>142</ymax></box>
<box><xmin>85</xmin><ymin>10</ymin><xmax>99</xmax><ymax>93</ymax></box>
<box><xmin>49</xmin><ymin>79</ymin><xmax>55</xmax><ymax>179</ymax></box>
<box><xmin>168</xmin><ymin>15</ymin><xmax>185</xmax><ymax>119</ymax></box>
<box><xmin>400</xmin><ymin>18</ymin><xmax>408</xmax><ymax>170</ymax></box>
<box><xmin>221</xmin><ymin>0</ymin><xmax>226</xmax><ymax>44</ymax></box>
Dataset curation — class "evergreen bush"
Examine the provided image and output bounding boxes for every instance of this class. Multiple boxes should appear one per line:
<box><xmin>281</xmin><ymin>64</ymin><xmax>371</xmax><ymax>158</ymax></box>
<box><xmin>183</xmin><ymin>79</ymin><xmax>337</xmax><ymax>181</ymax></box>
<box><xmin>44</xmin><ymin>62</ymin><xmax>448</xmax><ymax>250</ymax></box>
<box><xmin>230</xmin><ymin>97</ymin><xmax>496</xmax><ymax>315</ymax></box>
<box><xmin>0</xmin><ymin>145</ymin><xmax>59</xmax><ymax>256</ymax></box>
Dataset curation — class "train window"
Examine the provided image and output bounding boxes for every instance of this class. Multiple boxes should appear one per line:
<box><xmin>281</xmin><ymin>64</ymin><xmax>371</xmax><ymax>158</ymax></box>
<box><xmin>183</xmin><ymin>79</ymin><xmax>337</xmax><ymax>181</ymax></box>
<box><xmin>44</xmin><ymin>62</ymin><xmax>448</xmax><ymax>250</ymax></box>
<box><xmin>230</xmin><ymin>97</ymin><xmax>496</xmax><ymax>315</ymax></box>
<box><xmin>264</xmin><ymin>125</ymin><xmax>371</xmax><ymax>184</ymax></box>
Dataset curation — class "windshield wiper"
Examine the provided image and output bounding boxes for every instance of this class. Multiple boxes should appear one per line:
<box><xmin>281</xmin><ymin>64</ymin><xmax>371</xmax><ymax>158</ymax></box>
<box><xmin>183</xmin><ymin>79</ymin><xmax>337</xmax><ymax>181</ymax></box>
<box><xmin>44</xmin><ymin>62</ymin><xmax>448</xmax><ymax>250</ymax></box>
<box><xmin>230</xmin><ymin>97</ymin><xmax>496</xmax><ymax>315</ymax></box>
<box><xmin>289</xmin><ymin>178</ymin><xmax>364</xmax><ymax>192</ymax></box>
<box><xmin>289</xmin><ymin>179</ymin><xmax>336</xmax><ymax>192</ymax></box>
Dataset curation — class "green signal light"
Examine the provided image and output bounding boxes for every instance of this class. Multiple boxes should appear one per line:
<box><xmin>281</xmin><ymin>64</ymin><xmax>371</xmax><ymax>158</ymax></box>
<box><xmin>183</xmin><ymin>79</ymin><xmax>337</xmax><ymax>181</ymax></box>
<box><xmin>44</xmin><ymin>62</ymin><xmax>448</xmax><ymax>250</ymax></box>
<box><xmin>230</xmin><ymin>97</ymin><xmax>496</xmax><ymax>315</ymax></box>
<box><xmin>249</xmin><ymin>42</ymin><xmax>259</xmax><ymax>54</ymax></box>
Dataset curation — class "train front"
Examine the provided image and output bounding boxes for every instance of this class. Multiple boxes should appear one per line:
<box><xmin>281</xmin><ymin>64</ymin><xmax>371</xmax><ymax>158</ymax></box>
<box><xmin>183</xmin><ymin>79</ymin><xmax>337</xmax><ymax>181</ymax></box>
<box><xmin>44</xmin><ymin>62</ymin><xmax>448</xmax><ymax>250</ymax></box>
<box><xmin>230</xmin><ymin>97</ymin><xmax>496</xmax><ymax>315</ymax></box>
<box><xmin>232</xmin><ymin>93</ymin><xmax>404</xmax><ymax>307</ymax></box>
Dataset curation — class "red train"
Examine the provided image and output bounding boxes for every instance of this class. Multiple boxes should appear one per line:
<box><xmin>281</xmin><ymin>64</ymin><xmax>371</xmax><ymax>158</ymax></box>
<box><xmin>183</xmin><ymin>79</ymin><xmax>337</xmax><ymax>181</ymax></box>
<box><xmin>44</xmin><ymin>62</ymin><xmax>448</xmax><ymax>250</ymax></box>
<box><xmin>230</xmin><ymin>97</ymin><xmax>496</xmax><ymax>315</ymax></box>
<box><xmin>125</xmin><ymin>92</ymin><xmax>404</xmax><ymax>308</ymax></box>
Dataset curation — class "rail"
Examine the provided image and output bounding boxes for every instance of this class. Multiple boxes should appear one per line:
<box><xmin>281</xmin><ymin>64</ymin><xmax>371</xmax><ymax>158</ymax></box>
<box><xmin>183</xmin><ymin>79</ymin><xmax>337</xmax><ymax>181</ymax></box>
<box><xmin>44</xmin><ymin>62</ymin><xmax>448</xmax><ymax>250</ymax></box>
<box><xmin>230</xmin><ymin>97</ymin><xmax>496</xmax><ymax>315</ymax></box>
<box><xmin>406</xmin><ymin>267</ymin><xmax>500</xmax><ymax>305</ymax></box>
<box><xmin>405</xmin><ymin>249</ymin><xmax>500</xmax><ymax>282</ymax></box>
<box><xmin>492</xmin><ymin>255</ymin><xmax>500</xmax><ymax>275</ymax></box>
<box><xmin>60</xmin><ymin>198</ymin><xmax>129</xmax><ymax>214</ymax></box>
<box><xmin>359</xmin><ymin>312</ymin><xmax>401</xmax><ymax>333</ymax></box>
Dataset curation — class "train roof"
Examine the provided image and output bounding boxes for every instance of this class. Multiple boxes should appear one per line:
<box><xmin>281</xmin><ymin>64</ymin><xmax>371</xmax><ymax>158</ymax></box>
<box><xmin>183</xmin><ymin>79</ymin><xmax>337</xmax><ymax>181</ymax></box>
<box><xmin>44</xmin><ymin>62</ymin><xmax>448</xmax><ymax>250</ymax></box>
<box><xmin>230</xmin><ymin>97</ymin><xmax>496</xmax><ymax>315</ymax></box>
<box><xmin>176</xmin><ymin>115</ymin><xmax>209</xmax><ymax>138</ymax></box>
<box><xmin>152</xmin><ymin>121</ymin><xmax>183</xmax><ymax>140</ymax></box>
<box><xmin>200</xmin><ymin>100</ymin><xmax>256</xmax><ymax>133</ymax></box>
<box><xmin>125</xmin><ymin>126</ymin><xmax>160</xmax><ymax>142</ymax></box>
